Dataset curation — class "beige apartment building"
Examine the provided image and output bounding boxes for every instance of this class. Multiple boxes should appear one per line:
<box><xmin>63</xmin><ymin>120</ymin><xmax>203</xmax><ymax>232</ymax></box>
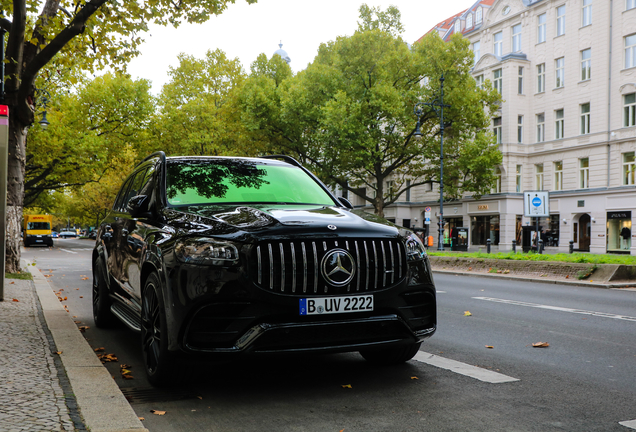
<box><xmin>351</xmin><ymin>0</ymin><xmax>636</xmax><ymax>254</ymax></box>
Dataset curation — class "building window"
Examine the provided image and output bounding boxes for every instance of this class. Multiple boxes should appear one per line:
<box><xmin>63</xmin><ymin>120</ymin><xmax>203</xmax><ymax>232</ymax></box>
<box><xmin>535</xmin><ymin>163</ymin><xmax>544</xmax><ymax>190</ymax></box>
<box><xmin>517</xmin><ymin>115</ymin><xmax>524</xmax><ymax>143</ymax></box>
<box><xmin>475</xmin><ymin>74</ymin><xmax>484</xmax><ymax>89</ymax></box>
<box><xmin>580</xmin><ymin>103</ymin><xmax>591</xmax><ymax>135</ymax></box>
<box><xmin>556</xmin><ymin>5</ymin><xmax>566</xmax><ymax>36</ymax></box>
<box><xmin>554</xmin><ymin>161</ymin><xmax>563</xmax><ymax>191</ymax></box>
<box><xmin>476</xmin><ymin>6</ymin><xmax>483</xmax><ymax>24</ymax></box>
<box><xmin>625</xmin><ymin>93</ymin><xmax>636</xmax><ymax>127</ymax></box>
<box><xmin>582</xmin><ymin>0</ymin><xmax>592</xmax><ymax>27</ymax></box>
<box><xmin>471</xmin><ymin>215</ymin><xmax>499</xmax><ymax>246</ymax></box>
<box><xmin>628</xmin><ymin>0</ymin><xmax>636</xmax><ymax>11</ymax></box>
<box><xmin>555</xmin><ymin>57</ymin><xmax>565</xmax><ymax>88</ymax></box>
<box><xmin>555</xmin><ymin>109</ymin><xmax>564</xmax><ymax>139</ymax></box>
<box><xmin>626</xmin><ymin>34</ymin><xmax>636</xmax><ymax>69</ymax></box>
<box><xmin>406</xmin><ymin>180</ymin><xmax>411</xmax><ymax>201</ymax></box>
<box><xmin>467</xmin><ymin>13</ymin><xmax>473</xmax><ymax>29</ymax></box>
<box><xmin>516</xmin><ymin>164</ymin><xmax>523</xmax><ymax>192</ymax></box>
<box><xmin>581</xmin><ymin>49</ymin><xmax>591</xmax><ymax>81</ymax></box>
<box><xmin>624</xmin><ymin>152</ymin><xmax>636</xmax><ymax>185</ymax></box>
<box><xmin>454</xmin><ymin>20</ymin><xmax>461</xmax><ymax>34</ymax></box>
<box><xmin>493</xmin><ymin>117</ymin><xmax>502</xmax><ymax>144</ymax></box>
<box><xmin>512</xmin><ymin>24</ymin><xmax>522</xmax><ymax>52</ymax></box>
<box><xmin>537</xmin><ymin>63</ymin><xmax>545</xmax><ymax>93</ymax></box>
<box><xmin>492</xmin><ymin>167</ymin><xmax>502</xmax><ymax>193</ymax></box>
<box><xmin>494</xmin><ymin>32</ymin><xmax>503</xmax><ymax>57</ymax></box>
<box><xmin>538</xmin><ymin>13</ymin><xmax>547</xmax><ymax>43</ymax></box>
<box><xmin>536</xmin><ymin>113</ymin><xmax>545</xmax><ymax>142</ymax></box>
<box><xmin>493</xmin><ymin>69</ymin><xmax>502</xmax><ymax>94</ymax></box>
<box><xmin>473</xmin><ymin>41</ymin><xmax>481</xmax><ymax>64</ymax></box>
<box><xmin>518</xmin><ymin>67</ymin><xmax>524</xmax><ymax>94</ymax></box>
<box><xmin>579</xmin><ymin>158</ymin><xmax>589</xmax><ymax>189</ymax></box>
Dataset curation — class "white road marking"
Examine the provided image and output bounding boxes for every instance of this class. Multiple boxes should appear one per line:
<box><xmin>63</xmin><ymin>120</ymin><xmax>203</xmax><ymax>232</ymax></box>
<box><xmin>473</xmin><ymin>297</ymin><xmax>636</xmax><ymax>322</ymax></box>
<box><xmin>620</xmin><ymin>419</ymin><xmax>636</xmax><ymax>429</ymax></box>
<box><xmin>59</xmin><ymin>249</ymin><xmax>78</xmax><ymax>254</ymax></box>
<box><xmin>436</xmin><ymin>291</ymin><xmax>447</xmax><ymax>293</ymax></box>
<box><xmin>413</xmin><ymin>351</ymin><xmax>519</xmax><ymax>384</ymax></box>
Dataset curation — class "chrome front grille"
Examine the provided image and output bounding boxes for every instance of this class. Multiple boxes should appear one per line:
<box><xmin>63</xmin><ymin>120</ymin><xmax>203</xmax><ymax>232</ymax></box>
<box><xmin>251</xmin><ymin>238</ymin><xmax>406</xmax><ymax>295</ymax></box>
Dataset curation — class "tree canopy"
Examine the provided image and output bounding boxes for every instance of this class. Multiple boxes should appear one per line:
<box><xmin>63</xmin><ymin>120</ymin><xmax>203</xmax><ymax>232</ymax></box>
<box><xmin>239</xmin><ymin>12</ymin><xmax>502</xmax><ymax>217</ymax></box>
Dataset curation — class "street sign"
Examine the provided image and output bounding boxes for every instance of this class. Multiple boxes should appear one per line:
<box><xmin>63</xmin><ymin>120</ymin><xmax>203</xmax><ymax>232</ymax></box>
<box><xmin>425</xmin><ymin>206</ymin><xmax>432</xmax><ymax>212</ymax></box>
<box><xmin>523</xmin><ymin>191</ymin><xmax>550</xmax><ymax>217</ymax></box>
<box><xmin>425</xmin><ymin>217</ymin><xmax>430</xmax><ymax>225</ymax></box>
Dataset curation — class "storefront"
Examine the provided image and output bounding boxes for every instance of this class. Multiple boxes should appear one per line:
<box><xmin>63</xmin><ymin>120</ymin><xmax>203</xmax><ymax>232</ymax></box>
<box><xmin>442</xmin><ymin>217</ymin><xmax>464</xmax><ymax>248</ymax></box>
<box><xmin>607</xmin><ymin>211</ymin><xmax>632</xmax><ymax>254</ymax></box>
<box><xmin>471</xmin><ymin>215</ymin><xmax>500</xmax><ymax>246</ymax></box>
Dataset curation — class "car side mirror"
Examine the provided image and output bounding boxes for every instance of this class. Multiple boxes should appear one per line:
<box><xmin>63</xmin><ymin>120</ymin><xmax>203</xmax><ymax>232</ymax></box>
<box><xmin>127</xmin><ymin>195</ymin><xmax>150</xmax><ymax>217</ymax></box>
<box><xmin>338</xmin><ymin>197</ymin><xmax>353</xmax><ymax>209</ymax></box>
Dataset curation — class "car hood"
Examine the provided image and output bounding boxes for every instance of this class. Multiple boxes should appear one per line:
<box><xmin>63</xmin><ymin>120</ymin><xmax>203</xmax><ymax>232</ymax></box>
<box><xmin>164</xmin><ymin>204</ymin><xmax>399</xmax><ymax>238</ymax></box>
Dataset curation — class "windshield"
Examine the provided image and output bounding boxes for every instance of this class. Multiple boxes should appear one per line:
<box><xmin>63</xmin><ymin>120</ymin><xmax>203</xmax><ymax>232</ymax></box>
<box><xmin>27</xmin><ymin>222</ymin><xmax>50</xmax><ymax>230</ymax></box>
<box><xmin>166</xmin><ymin>160</ymin><xmax>336</xmax><ymax>207</ymax></box>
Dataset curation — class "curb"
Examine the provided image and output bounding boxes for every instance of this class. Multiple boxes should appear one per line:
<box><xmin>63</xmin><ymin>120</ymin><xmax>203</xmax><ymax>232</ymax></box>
<box><xmin>432</xmin><ymin>269</ymin><xmax>636</xmax><ymax>289</ymax></box>
<box><xmin>25</xmin><ymin>260</ymin><xmax>149</xmax><ymax>432</ymax></box>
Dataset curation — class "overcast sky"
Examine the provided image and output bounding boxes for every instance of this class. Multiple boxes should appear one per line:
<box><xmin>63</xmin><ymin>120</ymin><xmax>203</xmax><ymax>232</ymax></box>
<box><xmin>127</xmin><ymin>0</ymin><xmax>476</xmax><ymax>94</ymax></box>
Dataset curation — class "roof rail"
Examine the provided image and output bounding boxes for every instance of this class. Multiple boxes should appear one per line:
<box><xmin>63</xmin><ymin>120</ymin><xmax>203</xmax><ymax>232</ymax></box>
<box><xmin>260</xmin><ymin>154</ymin><xmax>303</xmax><ymax>168</ymax></box>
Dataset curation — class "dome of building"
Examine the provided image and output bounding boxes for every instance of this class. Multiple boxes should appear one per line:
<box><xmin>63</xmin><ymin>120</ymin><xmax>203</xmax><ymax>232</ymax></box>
<box><xmin>273</xmin><ymin>42</ymin><xmax>291</xmax><ymax>64</ymax></box>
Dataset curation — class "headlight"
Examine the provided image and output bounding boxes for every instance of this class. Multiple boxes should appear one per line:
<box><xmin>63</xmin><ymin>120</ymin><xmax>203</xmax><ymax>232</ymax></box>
<box><xmin>405</xmin><ymin>233</ymin><xmax>427</xmax><ymax>261</ymax></box>
<box><xmin>175</xmin><ymin>238</ymin><xmax>240</xmax><ymax>266</ymax></box>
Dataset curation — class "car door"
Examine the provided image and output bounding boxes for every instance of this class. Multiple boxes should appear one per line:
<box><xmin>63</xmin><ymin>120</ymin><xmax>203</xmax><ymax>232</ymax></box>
<box><xmin>121</xmin><ymin>163</ymin><xmax>157</xmax><ymax>300</ymax></box>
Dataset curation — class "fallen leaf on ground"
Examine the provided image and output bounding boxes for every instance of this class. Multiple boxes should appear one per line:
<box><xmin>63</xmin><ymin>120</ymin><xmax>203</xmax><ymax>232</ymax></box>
<box><xmin>9</xmin><ymin>281</ymin><xmax>14</xmax><ymax>284</ymax></box>
<box><xmin>485</xmin><ymin>345</ymin><xmax>494</xmax><ymax>349</ymax></box>
<box><xmin>81</xmin><ymin>277</ymin><xmax>89</xmax><ymax>280</ymax></box>
<box><xmin>98</xmin><ymin>353</ymin><xmax>118</xmax><ymax>362</ymax></box>
<box><xmin>94</xmin><ymin>347</ymin><xmax>105</xmax><ymax>352</ymax></box>
<box><xmin>12</xmin><ymin>298</ymin><xmax>19</xmax><ymax>302</ymax></box>
<box><xmin>44</xmin><ymin>274</ymin><xmax>52</xmax><ymax>277</ymax></box>
<box><xmin>411</xmin><ymin>376</ymin><xmax>418</xmax><ymax>380</ymax></box>
<box><xmin>138</xmin><ymin>417</ymin><xmax>145</xmax><ymax>421</ymax></box>
<box><xmin>78</xmin><ymin>326</ymin><xmax>89</xmax><ymax>332</ymax></box>
<box><xmin>197</xmin><ymin>396</ymin><xmax>203</xmax><ymax>400</ymax></box>
<box><xmin>532</xmin><ymin>342</ymin><xmax>550</xmax><ymax>348</ymax></box>
<box><xmin>79</xmin><ymin>296</ymin><xmax>83</xmax><ymax>298</ymax></box>
<box><xmin>464</xmin><ymin>311</ymin><xmax>472</xmax><ymax>316</ymax></box>
<box><xmin>150</xmin><ymin>410</ymin><xmax>166</xmax><ymax>415</ymax></box>
<box><xmin>341</xmin><ymin>384</ymin><xmax>352</xmax><ymax>389</ymax></box>
<box><xmin>74</xmin><ymin>321</ymin><xmax>81</xmax><ymax>324</ymax></box>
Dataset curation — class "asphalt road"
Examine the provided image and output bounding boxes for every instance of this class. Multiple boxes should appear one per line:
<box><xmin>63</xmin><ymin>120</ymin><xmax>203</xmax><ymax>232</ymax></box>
<box><xmin>22</xmin><ymin>240</ymin><xmax>636</xmax><ymax>432</ymax></box>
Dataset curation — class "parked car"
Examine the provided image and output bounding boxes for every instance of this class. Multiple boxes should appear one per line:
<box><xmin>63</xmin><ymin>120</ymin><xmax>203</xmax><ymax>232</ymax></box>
<box><xmin>51</xmin><ymin>231</ymin><xmax>59</xmax><ymax>238</ymax></box>
<box><xmin>92</xmin><ymin>152</ymin><xmax>437</xmax><ymax>386</ymax></box>
<box><xmin>59</xmin><ymin>229</ymin><xmax>77</xmax><ymax>238</ymax></box>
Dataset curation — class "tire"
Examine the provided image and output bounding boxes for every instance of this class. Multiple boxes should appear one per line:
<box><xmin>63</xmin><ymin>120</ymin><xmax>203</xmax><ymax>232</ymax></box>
<box><xmin>141</xmin><ymin>273</ymin><xmax>176</xmax><ymax>387</ymax></box>
<box><xmin>92</xmin><ymin>259</ymin><xmax>117</xmax><ymax>328</ymax></box>
<box><xmin>360</xmin><ymin>342</ymin><xmax>422</xmax><ymax>365</ymax></box>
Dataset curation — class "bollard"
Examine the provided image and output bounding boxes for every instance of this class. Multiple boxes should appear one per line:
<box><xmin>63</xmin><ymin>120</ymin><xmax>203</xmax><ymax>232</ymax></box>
<box><xmin>486</xmin><ymin>238</ymin><xmax>491</xmax><ymax>254</ymax></box>
<box><xmin>569</xmin><ymin>240</ymin><xmax>574</xmax><ymax>254</ymax></box>
<box><xmin>538</xmin><ymin>239</ymin><xmax>543</xmax><ymax>254</ymax></box>
<box><xmin>512</xmin><ymin>239</ymin><xmax>516</xmax><ymax>253</ymax></box>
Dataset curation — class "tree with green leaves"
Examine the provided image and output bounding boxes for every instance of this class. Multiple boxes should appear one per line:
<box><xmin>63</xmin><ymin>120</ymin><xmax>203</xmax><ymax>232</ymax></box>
<box><xmin>240</xmin><ymin>5</ymin><xmax>502</xmax><ymax>217</ymax></box>
<box><xmin>26</xmin><ymin>73</ymin><xmax>154</xmax><ymax>208</ymax></box>
<box><xmin>2</xmin><ymin>0</ymin><xmax>257</xmax><ymax>273</ymax></box>
<box><xmin>149</xmin><ymin>49</ymin><xmax>249</xmax><ymax>157</ymax></box>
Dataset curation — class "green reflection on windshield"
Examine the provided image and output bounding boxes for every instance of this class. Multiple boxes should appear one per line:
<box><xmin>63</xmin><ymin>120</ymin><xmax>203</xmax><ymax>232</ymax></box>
<box><xmin>166</xmin><ymin>160</ymin><xmax>335</xmax><ymax>206</ymax></box>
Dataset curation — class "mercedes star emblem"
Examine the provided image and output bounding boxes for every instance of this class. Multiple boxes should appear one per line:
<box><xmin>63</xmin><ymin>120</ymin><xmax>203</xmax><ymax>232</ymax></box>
<box><xmin>321</xmin><ymin>249</ymin><xmax>356</xmax><ymax>286</ymax></box>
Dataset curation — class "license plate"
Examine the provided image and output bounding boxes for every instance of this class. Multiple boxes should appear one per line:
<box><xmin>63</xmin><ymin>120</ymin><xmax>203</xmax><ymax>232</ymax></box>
<box><xmin>36</xmin><ymin>240</ymin><xmax>43</xmax><ymax>243</ymax></box>
<box><xmin>299</xmin><ymin>295</ymin><xmax>373</xmax><ymax>316</ymax></box>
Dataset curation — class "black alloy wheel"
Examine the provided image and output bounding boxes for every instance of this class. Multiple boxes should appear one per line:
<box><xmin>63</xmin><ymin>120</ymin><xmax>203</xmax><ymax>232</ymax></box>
<box><xmin>92</xmin><ymin>259</ymin><xmax>116</xmax><ymax>328</ymax></box>
<box><xmin>141</xmin><ymin>272</ymin><xmax>175</xmax><ymax>386</ymax></box>
<box><xmin>359</xmin><ymin>342</ymin><xmax>422</xmax><ymax>365</ymax></box>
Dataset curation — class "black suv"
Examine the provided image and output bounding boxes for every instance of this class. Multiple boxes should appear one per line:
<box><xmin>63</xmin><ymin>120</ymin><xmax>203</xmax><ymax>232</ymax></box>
<box><xmin>92</xmin><ymin>152</ymin><xmax>436</xmax><ymax>385</ymax></box>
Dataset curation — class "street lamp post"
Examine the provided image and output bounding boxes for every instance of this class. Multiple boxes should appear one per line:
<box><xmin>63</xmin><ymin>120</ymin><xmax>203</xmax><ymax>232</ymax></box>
<box><xmin>413</xmin><ymin>75</ymin><xmax>451</xmax><ymax>251</ymax></box>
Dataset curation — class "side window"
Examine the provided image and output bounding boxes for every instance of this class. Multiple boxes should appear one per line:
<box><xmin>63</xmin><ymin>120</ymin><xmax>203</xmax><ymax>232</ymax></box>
<box><xmin>124</xmin><ymin>168</ymin><xmax>148</xmax><ymax>211</ymax></box>
<box><xmin>138</xmin><ymin>165</ymin><xmax>157</xmax><ymax>197</ymax></box>
<box><xmin>113</xmin><ymin>177</ymin><xmax>134</xmax><ymax>212</ymax></box>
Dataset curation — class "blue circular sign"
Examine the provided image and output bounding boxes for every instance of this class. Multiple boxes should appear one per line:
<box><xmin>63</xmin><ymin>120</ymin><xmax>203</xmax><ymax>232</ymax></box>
<box><xmin>532</xmin><ymin>197</ymin><xmax>542</xmax><ymax>207</ymax></box>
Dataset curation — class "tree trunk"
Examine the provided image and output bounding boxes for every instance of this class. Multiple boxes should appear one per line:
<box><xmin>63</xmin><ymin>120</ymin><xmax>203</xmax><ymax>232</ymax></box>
<box><xmin>4</xmin><ymin>116</ymin><xmax>27</xmax><ymax>273</ymax></box>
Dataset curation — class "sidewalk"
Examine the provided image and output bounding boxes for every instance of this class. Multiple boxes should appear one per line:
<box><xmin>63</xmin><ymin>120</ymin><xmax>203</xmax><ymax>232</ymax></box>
<box><xmin>0</xmin><ymin>261</ymin><xmax>148</xmax><ymax>432</ymax></box>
